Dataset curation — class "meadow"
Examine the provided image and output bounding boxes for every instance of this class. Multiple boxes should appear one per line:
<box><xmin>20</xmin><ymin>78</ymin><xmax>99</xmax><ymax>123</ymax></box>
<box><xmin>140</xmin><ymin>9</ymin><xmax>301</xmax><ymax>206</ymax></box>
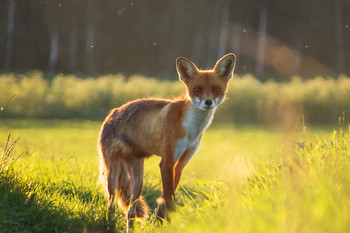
<box><xmin>1</xmin><ymin>118</ymin><xmax>350</xmax><ymax>232</ymax></box>
<box><xmin>1</xmin><ymin>73</ymin><xmax>350</xmax><ymax>232</ymax></box>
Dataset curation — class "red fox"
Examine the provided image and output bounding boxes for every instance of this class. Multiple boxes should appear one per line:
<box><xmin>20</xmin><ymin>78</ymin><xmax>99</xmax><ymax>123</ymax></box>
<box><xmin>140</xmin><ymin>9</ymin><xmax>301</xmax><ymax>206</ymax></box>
<box><xmin>98</xmin><ymin>53</ymin><xmax>236</xmax><ymax>231</ymax></box>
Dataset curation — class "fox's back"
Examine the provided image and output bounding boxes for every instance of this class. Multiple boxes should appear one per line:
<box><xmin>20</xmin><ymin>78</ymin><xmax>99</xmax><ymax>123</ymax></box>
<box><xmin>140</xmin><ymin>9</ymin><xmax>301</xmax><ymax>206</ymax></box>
<box><xmin>115</xmin><ymin>98</ymin><xmax>170</xmax><ymax>124</ymax></box>
<box><xmin>100</xmin><ymin>98</ymin><xmax>179</xmax><ymax>158</ymax></box>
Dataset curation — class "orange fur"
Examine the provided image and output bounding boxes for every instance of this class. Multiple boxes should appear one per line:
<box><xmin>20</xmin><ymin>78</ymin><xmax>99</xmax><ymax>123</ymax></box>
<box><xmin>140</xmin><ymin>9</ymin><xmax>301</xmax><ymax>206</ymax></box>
<box><xmin>98</xmin><ymin>53</ymin><xmax>236</xmax><ymax>231</ymax></box>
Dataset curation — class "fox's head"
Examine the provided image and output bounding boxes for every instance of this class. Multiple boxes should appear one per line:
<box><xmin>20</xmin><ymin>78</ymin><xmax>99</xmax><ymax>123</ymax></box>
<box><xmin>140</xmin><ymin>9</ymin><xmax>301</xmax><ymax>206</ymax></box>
<box><xmin>176</xmin><ymin>53</ymin><xmax>236</xmax><ymax>111</ymax></box>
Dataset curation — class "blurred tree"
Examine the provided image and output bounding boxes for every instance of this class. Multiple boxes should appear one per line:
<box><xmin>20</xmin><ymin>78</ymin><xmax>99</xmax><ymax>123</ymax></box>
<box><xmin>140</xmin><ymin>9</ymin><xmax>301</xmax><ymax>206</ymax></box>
<box><xmin>68</xmin><ymin>2</ymin><xmax>79</xmax><ymax>71</ymax></box>
<box><xmin>255</xmin><ymin>0</ymin><xmax>268</xmax><ymax>75</ymax></box>
<box><xmin>85</xmin><ymin>0</ymin><xmax>96</xmax><ymax>74</ymax></box>
<box><xmin>4</xmin><ymin>0</ymin><xmax>15</xmax><ymax>72</ymax></box>
<box><xmin>218</xmin><ymin>0</ymin><xmax>231</xmax><ymax>59</ymax></box>
<box><xmin>335</xmin><ymin>0</ymin><xmax>345</xmax><ymax>72</ymax></box>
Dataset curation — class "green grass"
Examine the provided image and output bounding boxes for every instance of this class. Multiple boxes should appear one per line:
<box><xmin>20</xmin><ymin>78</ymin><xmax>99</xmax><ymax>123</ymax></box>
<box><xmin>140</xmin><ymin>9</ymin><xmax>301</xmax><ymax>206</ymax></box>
<box><xmin>1</xmin><ymin>119</ymin><xmax>350</xmax><ymax>232</ymax></box>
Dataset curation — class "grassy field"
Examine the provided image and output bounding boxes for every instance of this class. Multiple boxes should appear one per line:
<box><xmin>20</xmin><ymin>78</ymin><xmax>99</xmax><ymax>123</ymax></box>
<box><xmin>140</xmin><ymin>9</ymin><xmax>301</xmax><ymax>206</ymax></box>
<box><xmin>1</xmin><ymin>119</ymin><xmax>349</xmax><ymax>232</ymax></box>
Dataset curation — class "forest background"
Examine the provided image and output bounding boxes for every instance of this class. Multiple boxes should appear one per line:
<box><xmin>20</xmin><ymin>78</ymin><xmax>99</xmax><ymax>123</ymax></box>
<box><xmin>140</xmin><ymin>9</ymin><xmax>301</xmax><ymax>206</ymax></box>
<box><xmin>1</xmin><ymin>0</ymin><xmax>349</xmax><ymax>79</ymax></box>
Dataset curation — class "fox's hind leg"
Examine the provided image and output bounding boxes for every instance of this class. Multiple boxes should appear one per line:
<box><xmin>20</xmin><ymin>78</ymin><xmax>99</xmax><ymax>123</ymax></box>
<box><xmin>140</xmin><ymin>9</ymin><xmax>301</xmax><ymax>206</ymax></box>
<box><xmin>124</xmin><ymin>158</ymin><xmax>145</xmax><ymax>232</ymax></box>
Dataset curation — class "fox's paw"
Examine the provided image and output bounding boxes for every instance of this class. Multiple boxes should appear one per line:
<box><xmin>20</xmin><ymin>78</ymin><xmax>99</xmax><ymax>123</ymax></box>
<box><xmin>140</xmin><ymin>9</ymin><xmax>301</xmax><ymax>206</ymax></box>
<box><xmin>155</xmin><ymin>197</ymin><xmax>175</xmax><ymax>224</ymax></box>
<box><xmin>155</xmin><ymin>198</ymin><xmax>167</xmax><ymax>224</ymax></box>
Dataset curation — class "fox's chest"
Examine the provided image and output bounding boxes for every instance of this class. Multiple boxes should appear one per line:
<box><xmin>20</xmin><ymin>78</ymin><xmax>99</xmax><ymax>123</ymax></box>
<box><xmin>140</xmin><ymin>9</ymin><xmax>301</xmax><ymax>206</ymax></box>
<box><xmin>173</xmin><ymin>107</ymin><xmax>215</xmax><ymax>162</ymax></box>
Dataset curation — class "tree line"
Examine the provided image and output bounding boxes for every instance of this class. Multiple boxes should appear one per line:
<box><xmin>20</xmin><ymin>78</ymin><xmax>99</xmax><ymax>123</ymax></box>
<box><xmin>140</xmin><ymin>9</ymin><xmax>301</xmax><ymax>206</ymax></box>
<box><xmin>1</xmin><ymin>0</ymin><xmax>349</xmax><ymax>79</ymax></box>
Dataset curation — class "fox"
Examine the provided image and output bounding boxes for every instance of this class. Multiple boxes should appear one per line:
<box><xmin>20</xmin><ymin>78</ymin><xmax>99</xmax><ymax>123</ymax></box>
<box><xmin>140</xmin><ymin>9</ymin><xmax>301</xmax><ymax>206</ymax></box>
<box><xmin>98</xmin><ymin>53</ymin><xmax>236</xmax><ymax>231</ymax></box>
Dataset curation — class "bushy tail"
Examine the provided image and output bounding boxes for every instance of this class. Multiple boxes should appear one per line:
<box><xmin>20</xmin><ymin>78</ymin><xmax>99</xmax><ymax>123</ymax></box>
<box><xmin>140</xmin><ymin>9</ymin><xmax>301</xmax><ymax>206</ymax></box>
<box><xmin>99</xmin><ymin>152</ymin><xmax>149</xmax><ymax>220</ymax></box>
<box><xmin>116</xmin><ymin>165</ymin><xmax>149</xmax><ymax>220</ymax></box>
<box><xmin>135</xmin><ymin>196</ymin><xmax>149</xmax><ymax>219</ymax></box>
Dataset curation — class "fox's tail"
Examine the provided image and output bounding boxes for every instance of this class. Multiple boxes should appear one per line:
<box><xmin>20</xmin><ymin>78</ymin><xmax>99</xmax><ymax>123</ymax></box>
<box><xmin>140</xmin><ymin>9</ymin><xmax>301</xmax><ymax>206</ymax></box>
<box><xmin>114</xmin><ymin>163</ymin><xmax>149</xmax><ymax>220</ymax></box>
<box><xmin>99</xmin><ymin>149</ymin><xmax>149</xmax><ymax>220</ymax></box>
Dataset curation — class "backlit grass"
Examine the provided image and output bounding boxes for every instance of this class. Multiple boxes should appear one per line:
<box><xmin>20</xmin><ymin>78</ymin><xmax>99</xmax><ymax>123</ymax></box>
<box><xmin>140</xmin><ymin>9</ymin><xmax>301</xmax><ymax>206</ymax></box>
<box><xmin>1</xmin><ymin>119</ymin><xmax>349</xmax><ymax>232</ymax></box>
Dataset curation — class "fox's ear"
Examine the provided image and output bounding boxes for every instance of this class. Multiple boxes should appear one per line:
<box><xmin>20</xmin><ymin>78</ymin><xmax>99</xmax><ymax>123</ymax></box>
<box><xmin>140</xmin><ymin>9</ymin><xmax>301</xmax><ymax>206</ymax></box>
<box><xmin>176</xmin><ymin>57</ymin><xmax>199</xmax><ymax>83</ymax></box>
<box><xmin>214</xmin><ymin>53</ymin><xmax>236</xmax><ymax>80</ymax></box>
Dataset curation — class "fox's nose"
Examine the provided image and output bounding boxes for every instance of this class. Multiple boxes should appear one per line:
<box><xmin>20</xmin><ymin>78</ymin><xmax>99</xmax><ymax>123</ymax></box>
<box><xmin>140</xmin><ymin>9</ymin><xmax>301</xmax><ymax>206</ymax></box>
<box><xmin>205</xmin><ymin>99</ymin><xmax>213</xmax><ymax>107</ymax></box>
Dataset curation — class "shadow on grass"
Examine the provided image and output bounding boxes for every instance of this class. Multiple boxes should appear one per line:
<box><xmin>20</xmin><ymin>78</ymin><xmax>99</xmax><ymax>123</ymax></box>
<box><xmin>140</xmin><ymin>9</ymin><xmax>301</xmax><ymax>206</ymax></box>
<box><xmin>47</xmin><ymin>179</ymin><xmax>164</xmax><ymax>214</ymax></box>
<box><xmin>0</xmin><ymin>167</ymin><xmax>167</xmax><ymax>233</ymax></box>
<box><xmin>0</xmin><ymin>169</ymin><xmax>123</xmax><ymax>233</ymax></box>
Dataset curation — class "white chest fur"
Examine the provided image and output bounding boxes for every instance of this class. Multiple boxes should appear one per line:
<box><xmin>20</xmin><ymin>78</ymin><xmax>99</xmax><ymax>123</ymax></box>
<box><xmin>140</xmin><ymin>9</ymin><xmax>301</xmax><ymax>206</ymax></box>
<box><xmin>173</xmin><ymin>105</ymin><xmax>215</xmax><ymax>162</ymax></box>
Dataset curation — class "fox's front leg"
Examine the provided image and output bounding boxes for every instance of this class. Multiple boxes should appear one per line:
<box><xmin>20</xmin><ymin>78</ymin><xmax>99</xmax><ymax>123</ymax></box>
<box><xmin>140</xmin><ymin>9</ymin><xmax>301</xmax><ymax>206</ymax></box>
<box><xmin>156</xmin><ymin>157</ymin><xmax>176</xmax><ymax>222</ymax></box>
<box><xmin>174</xmin><ymin>150</ymin><xmax>189</xmax><ymax>191</ymax></box>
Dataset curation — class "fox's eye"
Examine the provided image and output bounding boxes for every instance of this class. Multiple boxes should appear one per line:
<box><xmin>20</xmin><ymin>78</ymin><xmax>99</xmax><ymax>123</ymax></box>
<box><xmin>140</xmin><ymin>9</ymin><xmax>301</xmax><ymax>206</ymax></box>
<box><xmin>194</xmin><ymin>87</ymin><xmax>202</xmax><ymax>93</ymax></box>
<box><xmin>213</xmin><ymin>87</ymin><xmax>220</xmax><ymax>92</ymax></box>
